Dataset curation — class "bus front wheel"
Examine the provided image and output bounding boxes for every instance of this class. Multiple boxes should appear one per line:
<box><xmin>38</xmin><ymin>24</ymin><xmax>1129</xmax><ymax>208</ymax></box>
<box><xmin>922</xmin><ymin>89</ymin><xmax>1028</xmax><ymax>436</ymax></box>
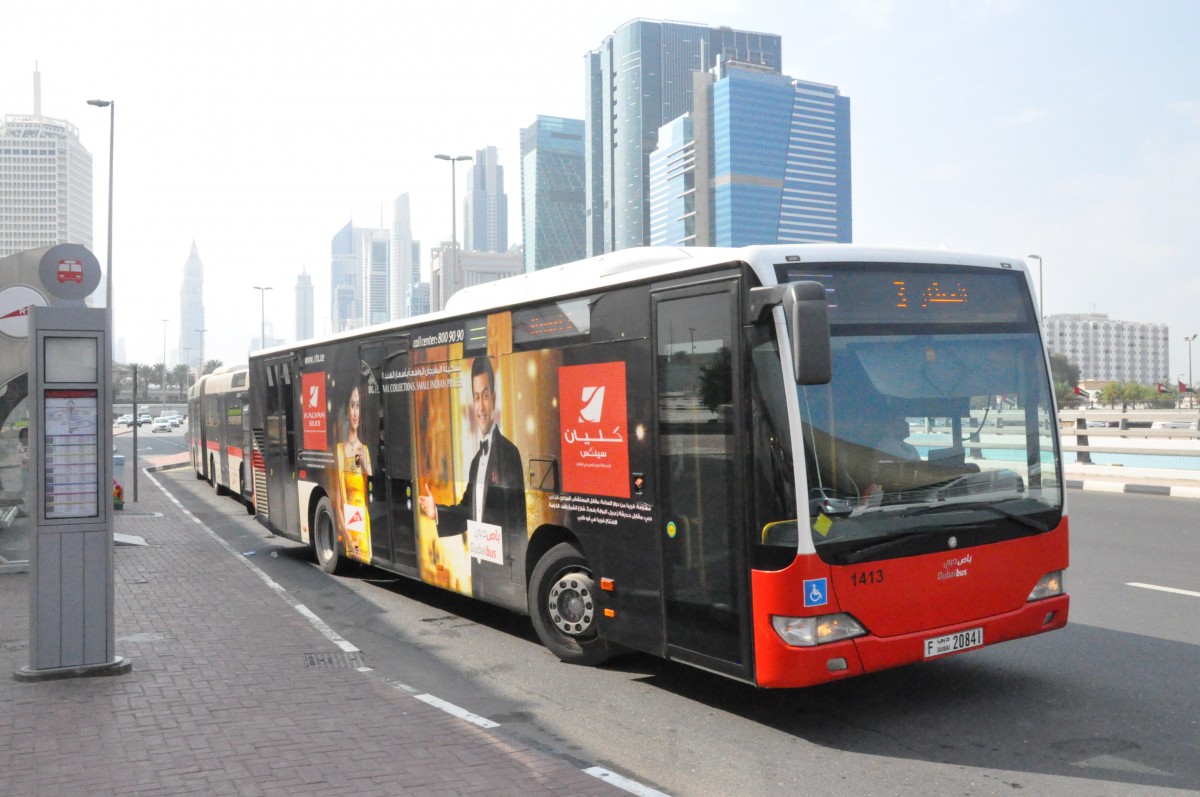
<box><xmin>312</xmin><ymin>497</ymin><xmax>343</xmax><ymax>575</ymax></box>
<box><xmin>528</xmin><ymin>542</ymin><xmax>612</xmax><ymax>666</ymax></box>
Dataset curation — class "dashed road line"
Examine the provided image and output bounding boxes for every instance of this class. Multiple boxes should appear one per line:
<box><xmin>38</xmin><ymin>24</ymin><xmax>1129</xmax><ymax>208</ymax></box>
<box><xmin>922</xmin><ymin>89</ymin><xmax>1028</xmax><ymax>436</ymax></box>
<box><xmin>413</xmin><ymin>693</ymin><xmax>500</xmax><ymax>728</ymax></box>
<box><xmin>1127</xmin><ymin>582</ymin><xmax>1200</xmax><ymax>599</ymax></box>
<box><xmin>584</xmin><ymin>767</ymin><xmax>672</xmax><ymax>797</ymax></box>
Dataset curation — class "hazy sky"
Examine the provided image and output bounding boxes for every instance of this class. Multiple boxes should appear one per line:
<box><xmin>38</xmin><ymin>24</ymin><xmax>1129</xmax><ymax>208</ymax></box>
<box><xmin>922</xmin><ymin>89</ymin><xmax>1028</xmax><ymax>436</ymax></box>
<box><xmin>3</xmin><ymin>0</ymin><xmax>1199</xmax><ymax>380</ymax></box>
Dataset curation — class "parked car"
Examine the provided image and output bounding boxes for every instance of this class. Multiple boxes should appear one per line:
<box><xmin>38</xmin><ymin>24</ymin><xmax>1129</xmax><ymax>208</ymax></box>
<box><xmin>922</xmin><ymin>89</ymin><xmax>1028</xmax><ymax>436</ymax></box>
<box><xmin>151</xmin><ymin>417</ymin><xmax>172</xmax><ymax>433</ymax></box>
<box><xmin>1151</xmin><ymin>420</ymin><xmax>1193</xmax><ymax>429</ymax></box>
<box><xmin>137</xmin><ymin>414</ymin><xmax>152</xmax><ymax>426</ymax></box>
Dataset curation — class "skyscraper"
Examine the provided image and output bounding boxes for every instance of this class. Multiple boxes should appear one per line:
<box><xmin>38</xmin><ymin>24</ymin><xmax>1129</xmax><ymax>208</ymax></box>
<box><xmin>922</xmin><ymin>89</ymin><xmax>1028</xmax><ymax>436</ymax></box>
<box><xmin>390</xmin><ymin>193</ymin><xmax>416</xmax><ymax>320</ymax></box>
<box><xmin>463</xmin><ymin>145</ymin><xmax>507</xmax><ymax>253</ymax></box>
<box><xmin>521</xmin><ymin>116</ymin><xmax>586</xmax><ymax>271</ymax></box>
<box><xmin>330</xmin><ymin>221</ymin><xmax>359</xmax><ymax>333</ymax></box>
<box><xmin>0</xmin><ymin>69</ymin><xmax>93</xmax><ymax>257</ymax></box>
<box><xmin>178</xmin><ymin>241</ymin><xmax>205</xmax><ymax>372</ymax></box>
<box><xmin>360</xmin><ymin>227</ymin><xmax>390</xmax><ymax>327</ymax></box>
<box><xmin>585</xmin><ymin>20</ymin><xmax>781</xmax><ymax>255</ymax></box>
<box><xmin>295</xmin><ymin>267</ymin><xmax>314</xmax><ymax>342</ymax></box>
<box><xmin>650</xmin><ymin>60</ymin><xmax>852</xmax><ymax>247</ymax></box>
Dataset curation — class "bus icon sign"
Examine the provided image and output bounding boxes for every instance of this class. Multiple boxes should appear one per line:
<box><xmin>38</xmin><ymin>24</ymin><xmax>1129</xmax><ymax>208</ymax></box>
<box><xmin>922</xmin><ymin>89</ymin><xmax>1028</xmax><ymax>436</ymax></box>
<box><xmin>803</xmin><ymin>578</ymin><xmax>828</xmax><ymax>608</ymax></box>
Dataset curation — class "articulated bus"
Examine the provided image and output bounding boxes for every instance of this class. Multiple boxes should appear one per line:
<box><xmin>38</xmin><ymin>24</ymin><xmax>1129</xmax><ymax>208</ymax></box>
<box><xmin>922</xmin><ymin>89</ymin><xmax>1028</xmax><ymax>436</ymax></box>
<box><xmin>188</xmin><ymin>365</ymin><xmax>254</xmax><ymax>510</ymax></box>
<box><xmin>247</xmin><ymin>245</ymin><xmax>1069</xmax><ymax>688</ymax></box>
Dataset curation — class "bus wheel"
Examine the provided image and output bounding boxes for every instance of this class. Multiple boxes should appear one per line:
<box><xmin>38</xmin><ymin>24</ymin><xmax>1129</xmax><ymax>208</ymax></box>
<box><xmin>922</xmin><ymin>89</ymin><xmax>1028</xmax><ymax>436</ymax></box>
<box><xmin>312</xmin><ymin>497</ymin><xmax>343</xmax><ymax>575</ymax></box>
<box><xmin>528</xmin><ymin>542</ymin><xmax>612</xmax><ymax>666</ymax></box>
<box><xmin>211</xmin><ymin>457</ymin><xmax>227</xmax><ymax>496</ymax></box>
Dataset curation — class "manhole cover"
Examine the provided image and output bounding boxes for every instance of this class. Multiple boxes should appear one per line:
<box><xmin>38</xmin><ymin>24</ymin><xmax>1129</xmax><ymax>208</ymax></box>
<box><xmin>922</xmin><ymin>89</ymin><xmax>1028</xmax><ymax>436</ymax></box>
<box><xmin>304</xmin><ymin>651</ymin><xmax>366</xmax><ymax>670</ymax></box>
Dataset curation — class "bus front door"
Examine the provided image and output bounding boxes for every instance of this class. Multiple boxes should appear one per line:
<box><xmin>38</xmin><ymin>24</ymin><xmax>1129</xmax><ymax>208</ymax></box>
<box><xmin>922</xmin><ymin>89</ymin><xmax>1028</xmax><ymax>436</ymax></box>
<box><xmin>653</xmin><ymin>280</ymin><xmax>752</xmax><ymax>680</ymax></box>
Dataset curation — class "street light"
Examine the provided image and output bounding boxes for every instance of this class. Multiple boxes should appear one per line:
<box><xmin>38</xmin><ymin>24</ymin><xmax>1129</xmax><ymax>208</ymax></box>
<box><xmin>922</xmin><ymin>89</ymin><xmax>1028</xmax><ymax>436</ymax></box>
<box><xmin>195</xmin><ymin>329</ymin><xmax>207</xmax><ymax>374</ymax></box>
<box><xmin>252</xmin><ymin>287</ymin><xmax>272</xmax><ymax>350</ymax></box>
<box><xmin>162</xmin><ymin>319</ymin><xmax>169</xmax><ymax>413</ymax></box>
<box><xmin>87</xmin><ymin>100</ymin><xmax>114</xmax><ymax>312</ymax></box>
<box><xmin>434</xmin><ymin>153</ymin><xmax>472</xmax><ymax>307</ymax></box>
<box><xmin>1027</xmin><ymin>254</ymin><xmax>1043</xmax><ymax>319</ymax></box>
<box><xmin>1186</xmin><ymin>334</ymin><xmax>1197</xmax><ymax>409</ymax></box>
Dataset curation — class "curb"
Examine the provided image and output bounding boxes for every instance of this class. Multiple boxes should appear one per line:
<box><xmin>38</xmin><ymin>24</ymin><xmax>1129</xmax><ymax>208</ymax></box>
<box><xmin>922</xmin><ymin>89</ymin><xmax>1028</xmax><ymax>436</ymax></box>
<box><xmin>1065</xmin><ymin>480</ymin><xmax>1200</xmax><ymax>500</ymax></box>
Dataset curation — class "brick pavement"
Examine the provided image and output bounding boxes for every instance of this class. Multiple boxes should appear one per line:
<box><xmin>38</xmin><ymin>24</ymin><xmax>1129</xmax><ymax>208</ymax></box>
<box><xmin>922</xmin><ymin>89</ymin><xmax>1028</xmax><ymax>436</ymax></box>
<box><xmin>0</xmin><ymin>468</ymin><xmax>627</xmax><ymax>797</ymax></box>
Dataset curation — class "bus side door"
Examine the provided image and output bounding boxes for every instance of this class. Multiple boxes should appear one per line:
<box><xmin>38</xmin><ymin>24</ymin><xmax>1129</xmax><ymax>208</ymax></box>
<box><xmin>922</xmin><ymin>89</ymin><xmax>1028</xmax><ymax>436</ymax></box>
<box><xmin>652</xmin><ymin>278</ymin><xmax>753</xmax><ymax>681</ymax></box>
<box><xmin>263</xmin><ymin>357</ymin><xmax>299</xmax><ymax>536</ymax></box>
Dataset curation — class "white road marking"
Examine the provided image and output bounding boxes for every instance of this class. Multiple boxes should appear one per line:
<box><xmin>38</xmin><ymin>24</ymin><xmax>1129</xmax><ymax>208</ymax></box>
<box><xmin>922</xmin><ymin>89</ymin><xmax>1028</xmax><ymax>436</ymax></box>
<box><xmin>583</xmin><ymin>767</ymin><xmax>672</xmax><ymax>797</ymax></box>
<box><xmin>1127</xmin><ymin>582</ymin><xmax>1200</xmax><ymax>599</ymax></box>
<box><xmin>412</xmin><ymin>694</ymin><xmax>500</xmax><ymax>728</ymax></box>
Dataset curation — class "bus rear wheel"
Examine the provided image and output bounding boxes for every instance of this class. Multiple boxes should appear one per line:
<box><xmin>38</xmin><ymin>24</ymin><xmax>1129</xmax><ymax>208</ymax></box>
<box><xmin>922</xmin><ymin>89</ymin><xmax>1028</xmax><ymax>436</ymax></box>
<box><xmin>312</xmin><ymin>497</ymin><xmax>343</xmax><ymax>575</ymax></box>
<box><xmin>528</xmin><ymin>542</ymin><xmax>612</xmax><ymax>666</ymax></box>
<box><xmin>210</xmin><ymin>456</ymin><xmax>227</xmax><ymax>496</ymax></box>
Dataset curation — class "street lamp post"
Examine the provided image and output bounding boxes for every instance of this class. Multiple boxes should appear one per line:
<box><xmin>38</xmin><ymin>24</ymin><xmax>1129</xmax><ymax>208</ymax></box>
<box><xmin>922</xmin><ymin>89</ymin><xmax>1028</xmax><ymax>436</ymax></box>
<box><xmin>1027</xmin><ymin>254</ymin><xmax>1043</xmax><ymax>319</ymax></box>
<box><xmin>162</xmin><ymin>319</ymin><xmax>169</xmax><ymax>413</ymax></box>
<box><xmin>434</xmin><ymin>153</ymin><xmax>472</xmax><ymax>308</ymax></box>
<box><xmin>195</xmin><ymin>329</ymin><xmax>207</xmax><ymax>374</ymax></box>
<box><xmin>252</xmin><ymin>287</ymin><xmax>272</xmax><ymax>350</ymax></box>
<box><xmin>86</xmin><ymin>100</ymin><xmax>114</xmax><ymax>312</ymax></box>
<box><xmin>1186</xmin><ymin>334</ymin><xmax>1197</xmax><ymax>410</ymax></box>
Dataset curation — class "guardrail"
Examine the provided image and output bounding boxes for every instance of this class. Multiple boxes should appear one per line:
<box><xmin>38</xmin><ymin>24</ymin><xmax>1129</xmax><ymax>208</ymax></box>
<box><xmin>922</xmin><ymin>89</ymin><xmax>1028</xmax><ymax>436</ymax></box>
<box><xmin>1057</xmin><ymin>412</ymin><xmax>1200</xmax><ymax>467</ymax></box>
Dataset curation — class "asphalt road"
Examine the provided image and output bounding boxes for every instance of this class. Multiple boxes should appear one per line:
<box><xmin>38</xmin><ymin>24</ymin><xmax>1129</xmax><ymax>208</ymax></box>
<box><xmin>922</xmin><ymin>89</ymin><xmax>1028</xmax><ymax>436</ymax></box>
<box><xmin>151</xmin><ymin>455</ymin><xmax>1200</xmax><ymax>797</ymax></box>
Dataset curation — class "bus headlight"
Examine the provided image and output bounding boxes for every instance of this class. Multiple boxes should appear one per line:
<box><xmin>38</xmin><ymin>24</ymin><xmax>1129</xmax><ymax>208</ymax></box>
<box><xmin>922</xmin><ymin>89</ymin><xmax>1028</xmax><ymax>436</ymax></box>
<box><xmin>772</xmin><ymin>613</ymin><xmax>866</xmax><ymax>647</ymax></box>
<box><xmin>1027</xmin><ymin>570</ymin><xmax>1064</xmax><ymax>601</ymax></box>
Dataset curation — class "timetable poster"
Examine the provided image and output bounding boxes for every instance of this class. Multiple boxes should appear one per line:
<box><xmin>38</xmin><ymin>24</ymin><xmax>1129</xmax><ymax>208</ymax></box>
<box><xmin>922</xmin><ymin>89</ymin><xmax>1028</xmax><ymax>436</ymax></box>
<box><xmin>43</xmin><ymin>389</ymin><xmax>99</xmax><ymax>519</ymax></box>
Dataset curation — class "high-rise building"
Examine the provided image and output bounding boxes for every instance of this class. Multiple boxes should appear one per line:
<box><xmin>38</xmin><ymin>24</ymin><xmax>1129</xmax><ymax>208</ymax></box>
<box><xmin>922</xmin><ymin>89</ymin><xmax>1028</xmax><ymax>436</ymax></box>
<box><xmin>331</xmin><ymin>221</ymin><xmax>359</xmax><ymax>333</ymax></box>
<box><xmin>178</xmin><ymin>241</ymin><xmax>205</xmax><ymax>373</ymax></box>
<box><xmin>521</xmin><ymin>116</ymin><xmax>586</xmax><ymax>271</ymax></box>
<box><xmin>295</xmin><ymin>267</ymin><xmax>314</xmax><ymax>342</ymax></box>
<box><xmin>464</xmin><ymin>146</ymin><xmax>507</xmax><ymax>253</ymax></box>
<box><xmin>430</xmin><ymin>244</ymin><xmax>523</xmax><ymax>311</ymax></box>
<box><xmin>0</xmin><ymin>69</ymin><xmax>93</xmax><ymax>257</ymax></box>
<box><xmin>650</xmin><ymin>60</ymin><xmax>852</xmax><ymax>247</ymax></box>
<box><xmin>359</xmin><ymin>227</ymin><xmax>390</xmax><ymax>327</ymax></box>
<box><xmin>585</xmin><ymin>20</ymin><xmax>781</xmax><ymax>255</ymax></box>
<box><xmin>1046</xmin><ymin>313</ymin><xmax>1169</xmax><ymax>385</ymax></box>
<box><xmin>405</xmin><ymin>282</ymin><xmax>431</xmax><ymax>318</ymax></box>
<box><xmin>390</xmin><ymin>193</ymin><xmax>416</xmax><ymax>319</ymax></box>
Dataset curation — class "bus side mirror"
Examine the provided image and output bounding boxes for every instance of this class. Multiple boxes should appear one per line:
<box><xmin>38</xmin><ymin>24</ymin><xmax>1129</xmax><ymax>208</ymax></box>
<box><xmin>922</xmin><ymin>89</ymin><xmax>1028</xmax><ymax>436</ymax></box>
<box><xmin>786</xmin><ymin>281</ymin><xmax>831</xmax><ymax>385</ymax></box>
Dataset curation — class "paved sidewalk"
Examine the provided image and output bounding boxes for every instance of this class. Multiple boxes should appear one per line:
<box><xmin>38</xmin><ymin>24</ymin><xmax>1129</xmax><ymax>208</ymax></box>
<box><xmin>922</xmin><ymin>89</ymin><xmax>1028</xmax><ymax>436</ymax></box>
<box><xmin>0</xmin><ymin>468</ymin><xmax>627</xmax><ymax>797</ymax></box>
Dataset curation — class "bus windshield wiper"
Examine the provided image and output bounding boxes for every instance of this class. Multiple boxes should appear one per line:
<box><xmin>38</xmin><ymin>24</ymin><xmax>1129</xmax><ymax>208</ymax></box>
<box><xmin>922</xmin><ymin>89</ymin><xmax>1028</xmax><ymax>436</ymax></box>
<box><xmin>909</xmin><ymin>500</ymin><xmax>1051</xmax><ymax>533</ymax></box>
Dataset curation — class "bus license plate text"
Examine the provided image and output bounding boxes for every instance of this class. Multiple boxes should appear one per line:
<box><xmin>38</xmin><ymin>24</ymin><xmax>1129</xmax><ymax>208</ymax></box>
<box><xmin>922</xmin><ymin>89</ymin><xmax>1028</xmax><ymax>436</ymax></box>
<box><xmin>923</xmin><ymin>627</ymin><xmax>984</xmax><ymax>658</ymax></box>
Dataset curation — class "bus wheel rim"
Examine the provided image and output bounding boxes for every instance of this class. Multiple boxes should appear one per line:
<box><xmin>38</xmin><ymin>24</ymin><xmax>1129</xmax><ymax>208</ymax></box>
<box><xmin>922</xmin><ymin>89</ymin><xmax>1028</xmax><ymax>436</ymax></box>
<box><xmin>547</xmin><ymin>571</ymin><xmax>595</xmax><ymax>637</ymax></box>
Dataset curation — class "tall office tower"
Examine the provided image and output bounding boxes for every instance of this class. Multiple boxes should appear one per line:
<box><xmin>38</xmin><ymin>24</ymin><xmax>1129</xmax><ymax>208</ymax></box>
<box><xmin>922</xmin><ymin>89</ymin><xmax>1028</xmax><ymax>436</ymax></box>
<box><xmin>406</xmin><ymin>282</ymin><xmax>430</xmax><ymax>318</ymax></box>
<box><xmin>650</xmin><ymin>60</ymin><xmax>852</xmax><ymax>247</ymax></box>
<box><xmin>463</xmin><ymin>146</ymin><xmax>507</xmax><ymax>253</ymax></box>
<box><xmin>359</xmin><ymin>227</ymin><xmax>390</xmax><ymax>327</ymax></box>
<box><xmin>295</xmin><ymin>267</ymin><xmax>314</xmax><ymax>342</ymax></box>
<box><xmin>177</xmin><ymin>241</ymin><xmax>206</xmax><ymax>373</ymax></box>
<box><xmin>1045</xmin><ymin>314</ymin><xmax>1170</xmax><ymax>385</ymax></box>
<box><xmin>330</xmin><ymin>221</ymin><xmax>360</xmax><ymax>333</ymax></box>
<box><xmin>430</xmin><ymin>245</ymin><xmax>523</xmax><ymax>310</ymax></box>
<box><xmin>0</xmin><ymin>69</ymin><xmax>93</xmax><ymax>257</ymax></box>
<box><xmin>585</xmin><ymin>20</ymin><xmax>781</xmax><ymax>255</ymax></box>
<box><xmin>390</xmin><ymin>193</ymin><xmax>416</xmax><ymax>319</ymax></box>
<box><xmin>521</xmin><ymin>116</ymin><xmax>586</xmax><ymax>271</ymax></box>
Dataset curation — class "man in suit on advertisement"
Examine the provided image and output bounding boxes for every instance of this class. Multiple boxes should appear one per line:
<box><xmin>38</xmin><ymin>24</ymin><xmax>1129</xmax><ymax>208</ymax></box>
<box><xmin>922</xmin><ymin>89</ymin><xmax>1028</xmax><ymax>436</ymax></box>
<box><xmin>418</xmin><ymin>355</ymin><xmax>526</xmax><ymax>602</ymax></box>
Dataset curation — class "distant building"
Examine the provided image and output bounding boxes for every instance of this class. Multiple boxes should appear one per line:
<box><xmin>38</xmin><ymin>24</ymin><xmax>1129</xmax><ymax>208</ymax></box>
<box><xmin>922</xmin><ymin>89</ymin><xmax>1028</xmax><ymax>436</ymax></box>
<box><xmin>650</xmin><ymin>60</ymin><xmax>852</xmax><ymax>247</ymax></box>
<box><xmin>390</xmin><ymin>193</ymin><xmax>417</xmax><ymax>320</ymax></box>
<box><xmin>405</xmin><ymin>282</ymin><xmax>431</xmax><ymax>318</ymax></box>
<box><xmin>330</xmin><ymin>221</ymin><xmax>390</xmax><ymax>331</ymax></box>
<box><xmin>295</xmin><ymin>267</ymin><xmax>314</xmax><ymax>341</ymax></box>
<box><xmin>521</xmin><ymin>116</ymin><xmax>586</xmax><ymax>271</ymax></box>
<box><xmin>585</xmin><ymin>19</ymin><xmax>782</xmax><ymax>255</ymax></box>
<box><xmin>0</xmin><ymin>69</ymin><xmax>93</xmax><ymax>257</ymax></box>
<box><xmin>430</xmin><ymin>244</ymin><xmax>523</xmax><ymax>310</ymax></box>
<box><xmin>1045</xmin><ymin>313</ymin><xmax>1169</xmax><ymax>385</ymax></box>
<box><xmin>177</xmin><ymin>242</ymin><xmax>205</xmax><ymax>370</ymax></box>
<box><xmin>464</xmin><ymin>146</ymin><xmax>507</xmax><ymax>254</ymax></box>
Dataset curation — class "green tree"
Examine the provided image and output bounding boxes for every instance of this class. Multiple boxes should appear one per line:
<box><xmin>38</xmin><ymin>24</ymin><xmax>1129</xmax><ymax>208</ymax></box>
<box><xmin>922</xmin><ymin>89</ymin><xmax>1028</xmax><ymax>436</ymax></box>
<box><xmin>171</xmin><ymin>363</ymin><xmax>190</xmax><ymax>393</ymax></box>
<box><xmin>1049</xmin><ymin>353</ymin><xmax>1083</xmax><ymax>408</ymax></box>
<box><xmin>202</xmin><ymin>359</ymin><xmax>224</xmax><ymax>376</ymax></box>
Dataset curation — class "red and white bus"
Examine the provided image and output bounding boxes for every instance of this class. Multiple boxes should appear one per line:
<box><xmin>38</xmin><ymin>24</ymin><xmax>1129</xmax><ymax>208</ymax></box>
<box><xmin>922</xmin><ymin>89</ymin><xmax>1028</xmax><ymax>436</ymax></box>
<box><xmin>246</xmin><ymin>245</ymin><xmax>1068</xmax><ymax>687</ymax></box>
<box><xmin>188</xmin><ymin>365</ymin><xmax>254</xmax><ymax>511</ymax></box>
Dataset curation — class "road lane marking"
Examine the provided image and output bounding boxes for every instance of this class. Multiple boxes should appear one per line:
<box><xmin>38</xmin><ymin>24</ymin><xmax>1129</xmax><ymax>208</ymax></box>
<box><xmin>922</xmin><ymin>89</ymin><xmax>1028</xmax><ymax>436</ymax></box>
<box><xmin>1127</xmin><ymin>582</ymin><xmax>1200</xmax><ymax>599</ymax></box>
<box><xmin>413</xmin><ymin>693</ymin><xmax>500</xmax><ymax>728</ymax></box>
<box><xmin>584</xmin><ymin>767</ymin><xmax>672</xmax><ymax>797</ymax></box>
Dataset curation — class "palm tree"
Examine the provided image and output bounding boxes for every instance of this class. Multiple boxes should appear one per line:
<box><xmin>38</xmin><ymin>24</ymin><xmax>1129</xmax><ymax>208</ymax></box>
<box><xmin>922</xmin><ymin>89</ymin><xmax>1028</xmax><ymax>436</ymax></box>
<box><xmin>172</xmin><ymin>363</ymin><xmax>190</xmax><ymax>394</ymax></box>
<box><xmin>202</xmin><ymin>359</ymin><xmax>224</xmax><ymax>376</ymax></box>
<box><xmin>125</xmin><ymin>363</ymin><xmax>147</xmax><ymax>399</ymax></box>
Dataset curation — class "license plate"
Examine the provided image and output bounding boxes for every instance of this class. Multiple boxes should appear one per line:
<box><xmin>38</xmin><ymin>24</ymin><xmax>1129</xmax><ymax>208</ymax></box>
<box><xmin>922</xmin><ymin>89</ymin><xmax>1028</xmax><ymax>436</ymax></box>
<box><xmin>924</xmin><ymin>627</ymin><xmax>984</xmax><ymax>658</ymax></box>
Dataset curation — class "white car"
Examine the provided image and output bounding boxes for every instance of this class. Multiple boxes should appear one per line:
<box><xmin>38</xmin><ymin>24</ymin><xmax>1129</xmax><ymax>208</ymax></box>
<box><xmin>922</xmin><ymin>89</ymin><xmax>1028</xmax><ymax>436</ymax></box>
<box><xmin>151</xmin><ymin>417</ymin><xmax>173</xmax><ymax>433</ymax></box>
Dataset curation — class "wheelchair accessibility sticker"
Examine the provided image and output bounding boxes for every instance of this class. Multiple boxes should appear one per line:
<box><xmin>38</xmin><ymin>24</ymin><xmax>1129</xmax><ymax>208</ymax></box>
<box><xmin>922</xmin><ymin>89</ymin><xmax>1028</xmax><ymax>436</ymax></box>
<box><xmin>803</xmin><ymin>578</ymin><xmax>828</xmax><ymax>608</ymax></box>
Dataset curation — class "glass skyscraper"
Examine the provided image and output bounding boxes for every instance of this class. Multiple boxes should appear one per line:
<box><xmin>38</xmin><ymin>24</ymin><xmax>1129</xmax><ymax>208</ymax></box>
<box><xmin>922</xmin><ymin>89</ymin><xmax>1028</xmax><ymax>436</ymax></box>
<box><xmin>521</xmin><ymin>115</ymin><xmax>586</xmax><ymax>271</ymax></box>
<box><xmin>464</xmin><ymin>146</ymin><xmax>507</xmax><ymax>254</ymax></box>
<box><xmin>585</xmin><ymin>19</ymin><xmax>781</xmax><ymax>255</ymax></box>
<box><xmin>650</xmin><ymin>60</ymin><xmax>852</xmax><ymax>247</ymax></box>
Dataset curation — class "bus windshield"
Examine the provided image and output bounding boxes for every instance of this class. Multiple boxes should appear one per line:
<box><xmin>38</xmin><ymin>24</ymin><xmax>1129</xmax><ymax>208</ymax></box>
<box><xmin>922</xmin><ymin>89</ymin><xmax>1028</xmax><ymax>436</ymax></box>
<box><xmin>798</xmin><ymin>329</ymin><xmax>1062</xmax><ymax>563</ymax></box>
